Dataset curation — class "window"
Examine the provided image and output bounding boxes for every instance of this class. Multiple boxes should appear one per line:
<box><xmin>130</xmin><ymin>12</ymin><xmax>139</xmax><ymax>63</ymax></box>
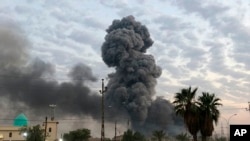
<box><xmin>49</xmin><ymin>127</ymin><xmax>52</xmax><ymax>132</ymax></box>
<box><xmin>9</xmin><ymin>132</ymin><xmax>12</xmax><ymax>137</ymax></box>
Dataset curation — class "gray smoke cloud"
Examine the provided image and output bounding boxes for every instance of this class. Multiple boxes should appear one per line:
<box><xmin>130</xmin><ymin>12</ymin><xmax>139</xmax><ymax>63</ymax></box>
<box><xmin>69</xmin><ymin>63</ymin><xmax>97</xmax><ymax>85</ymax></box>
<box><xmin>0</xmin><ymin>21</ymin><xmax>28</xmax><ymax>70</ymax></box>
<box><xmin>102</xmin><ymin>16</ymin><xmax>183</xmax><ymax>135</ymax></box>
<box><xmin>0</xmin><ymin>16</ymin><xmax>184</xmax><ymax>136</ymax></box>
<box><xmin>0</xmin><ymin>21</ymin><xmax>101</xmax><ymax>122</ymax></box>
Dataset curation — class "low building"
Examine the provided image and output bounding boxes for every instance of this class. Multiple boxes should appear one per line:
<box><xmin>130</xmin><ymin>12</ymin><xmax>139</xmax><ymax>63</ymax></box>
<box><xmin>0</xmin><ymin>126</ymin><xmax>26</xmax><ymax>141</ymax></box>
<box><xmin>0</xmin><ymin>113</ymin><xmax>28</xmax><ymax>141</ymax></box>
<box><xmin>0</xmin><ymin>113</ymin><xmax>59</xmax><ymax>141</ymax></box>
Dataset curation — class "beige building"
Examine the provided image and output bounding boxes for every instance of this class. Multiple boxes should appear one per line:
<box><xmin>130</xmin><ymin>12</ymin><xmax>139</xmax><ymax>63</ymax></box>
<box><xmin>0</xmin><ymin>114</ymin><xmax>59</xmax><ymax>141</ymax></box>
<box><xmin>44</xmin><ymin>118</ymin><xmax>59</xmax><ymax>141</ymax></box>
<box><xmin>0</xmin><ymin>126</ymin><xmax>25</xmax><ymax>141</ymax></box>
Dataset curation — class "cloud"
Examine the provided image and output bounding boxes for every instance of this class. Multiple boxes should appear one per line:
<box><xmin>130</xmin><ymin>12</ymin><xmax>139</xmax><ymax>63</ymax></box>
<box><xmin>83</xmin><ymin>17</ymin><xmax>106</xmax><ymax>29</ymax></box>
<box><xmin>99</xmin><ymin>0</ymin><xmax>128</xmax><ymax>9</ymax></box>
<box><xmin>172</xmin><ymin>0</ymin><xmax>250</xmax><ymax>70</ymax></box>
<box><xmin>154</xmin><ymin>15</ymin><xmax>193</xmax><ymax>31</ymax></box>
<box><xmin>173</xmin><ymin>0</ymin><xmax>229</xmax><ymax>18</ymax></box>
<box><xmin>168</xmin><ymin>0</ymin><xmax>250</xmax><ymax>91</ymax></box>
<box><xmin>68</xmin><ymin>29</ymin><xmax>102</xmax><ymax>48</ymax></box>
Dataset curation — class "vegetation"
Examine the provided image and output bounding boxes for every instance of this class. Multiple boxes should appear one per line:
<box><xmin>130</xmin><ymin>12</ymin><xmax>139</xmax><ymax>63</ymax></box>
<box><xmin>173</xmin><ymin>86</ymin><xmax>200</xmax><ymax>141</ymax></box>
<box><xmin>173</xmin><ymin>87</ymin><xmax>222</xmax><ymax>141</ymax></box>
<box><xmin>197</xmin><ymin>92</ymin><xmax>222</xmax><ymax>141</ymax></box>
<box><xmin>175</xmin><ymin>132</ymin><xmax>190</xmax><ymax>141</ymax></box>
<box><xmin>63</xmin><ymin>128</ymin><xmax>91</xmax><ymax>141</ymax></box>
<box><xmin>20</xmin><ymin>124</ymin><xmax>45</xmax><ymax>141</ymax></box>
<box><xmin>122</xmin><ymin>129</ymin><xmax>145</xmax><ymax>141</ymax></box>
<box><xmin>152</xmin><ymin>130</ymin><xmax>166</xmax><ymax>141</ymax></box>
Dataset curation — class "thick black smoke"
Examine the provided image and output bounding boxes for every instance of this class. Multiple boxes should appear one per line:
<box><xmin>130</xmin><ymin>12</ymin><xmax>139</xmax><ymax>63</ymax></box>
<box><xmin>0</xmin><ymin>21</ymin><xmax>101</xmax><ymax>121</ymax></box>
<box><xmin>102</xmin><ymin>16</ymin><xmax>183</xmax><ymax>134</ymax></box>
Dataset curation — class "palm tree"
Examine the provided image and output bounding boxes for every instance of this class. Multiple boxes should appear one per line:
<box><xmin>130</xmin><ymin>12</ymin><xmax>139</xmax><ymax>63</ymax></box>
<box><xmin>152</xmin><ymin>130</ymin><xmax>166</xmax><ymax>141</ymax></box>
<box><xmin>173</xmin><ymin>86</ymin><xmax>200</xmax><ymax>141</ymax></box>
<box><xmin>197</xmin><ymin>92</ymin><xmax>222</xmax><ymax>141</ymax></box>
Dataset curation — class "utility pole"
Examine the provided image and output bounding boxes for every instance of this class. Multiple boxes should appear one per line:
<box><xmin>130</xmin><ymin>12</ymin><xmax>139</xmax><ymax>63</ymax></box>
<box><xmin>114</xmin><ymin>121</ymin><xmax>117</xmax><ymax>141</ymax></box>
<box><xmin>100</xmin><ymin>79</ymin><xmax>107</xmax><ymax>141</ymax></box>
<box><xmin>44</xmin><ymin>116</ymin><xmax>47</xmax><ymax>141</ymax></box>
<box><xmin>127</xmin><ymin>119</ymin><xmax>130</xmax><ymax>130</ymax></box>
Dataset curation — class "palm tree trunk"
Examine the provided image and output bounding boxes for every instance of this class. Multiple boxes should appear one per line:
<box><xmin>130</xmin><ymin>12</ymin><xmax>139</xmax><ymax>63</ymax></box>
<box><xmin>193</xmin><ymin>134</ymin><xmax>198</xmax><ymax>141</ymax></box>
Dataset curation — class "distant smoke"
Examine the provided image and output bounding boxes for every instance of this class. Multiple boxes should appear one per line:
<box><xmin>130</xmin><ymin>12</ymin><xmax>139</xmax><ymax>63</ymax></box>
<box><xmin>101</xmin><ymin>16</ymin><xmax>183</xmax><ymax>134</ymax></box>
<box><xmin>0</xmin><ymin>21</ymin><xmax>101</xmax><ymax>120</ymax></box>
<box><xmin>0</xmin><ymin>21</ymin><xmax>28</xmax><ymax>70</ymax></box>
<box><xmin>69</xmin><ymin>63</ymin><xmax>97</xmax><ymax>85</ymax></box>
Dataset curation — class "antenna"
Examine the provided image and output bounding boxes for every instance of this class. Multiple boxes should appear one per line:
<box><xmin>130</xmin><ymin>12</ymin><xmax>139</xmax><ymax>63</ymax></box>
<box><xmin>49</xmin><ymin>104</ymin><xmax>57</xmax><ymax>121</ymax></box>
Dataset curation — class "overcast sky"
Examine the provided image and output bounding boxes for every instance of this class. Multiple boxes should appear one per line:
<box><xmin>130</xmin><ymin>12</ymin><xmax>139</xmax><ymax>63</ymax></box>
<box><xmin>1</xmin><ymin>0</ymin><xmax>250</xmax><ymax>136</ymax></box>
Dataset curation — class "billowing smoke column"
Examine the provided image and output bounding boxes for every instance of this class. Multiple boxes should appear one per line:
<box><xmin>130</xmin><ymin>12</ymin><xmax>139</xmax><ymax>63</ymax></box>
<box><xmin>0</xmin><ymin>16</ymin><xmax>183</xmax><ymax>135</ymax></box>
<box><xmin>102</xmin><ymin>16</ymin><xmax>183</xmax><ymax>134</ymax></box>
<box><xmin>0</xmin><ymin>21</ymin><xmax>101</xmax><ymax>120</ymax></box>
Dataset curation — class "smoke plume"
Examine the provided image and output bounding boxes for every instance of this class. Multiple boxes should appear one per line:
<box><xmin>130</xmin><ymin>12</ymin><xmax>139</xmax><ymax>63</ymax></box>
<box><xmin>102</xmin><ymin>16</ymin><xmax>183</xmax><ymax>134</ymax></box>
<box><xmin>0</xmin><ymin>16</ymin><xmax>184</xmax><ymax>136</ymax></box>
<box><xmin>0</xmin><ymin>21</ymin><xmax>28</xmax><ymax>70</ymax></box>
<box><xmin>0</xmin><ymin>21</ymin><xmax>101</xmax><ymax>121</ymax></box>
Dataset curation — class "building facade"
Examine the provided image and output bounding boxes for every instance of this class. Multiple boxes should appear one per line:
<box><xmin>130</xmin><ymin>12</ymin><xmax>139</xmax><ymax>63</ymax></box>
<box><xmin>44</xmin><ymin>118</ymin><xmax>59</xmax><ymax>141</ymax></box>
<box><xmin>0</xmin><ymin>114</ymin><xmax>59</xmax><ymax>141</ymax></box>
<box><xmin>0</xmin><ymin>126</ymin><xmax>25</xmax><ymax>141</ymax></box>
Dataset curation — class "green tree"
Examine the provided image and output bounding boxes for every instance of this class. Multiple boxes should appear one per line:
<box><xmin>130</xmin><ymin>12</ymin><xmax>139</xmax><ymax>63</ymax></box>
<box><xmin>152</xmin><ymin>130</ymin><xmax>166</xmax><ymax>141</ymax></box>
<box><xmin>20</xmin><ymin>124</ymin><xmax>45</xmax><ymax>141</ymax></box>
<box><xmin>122</xmin><ymin>129</ymin><xmax>145</xmax><ymax>141</ymax></box>
<box><xmin>122</xmin><ymin>129</ymin><xmax>134</xmax><ymax>141</ymax></box>
<box><xmin>63</xmin><ymin>128</ymin><xmax>91</xmax><ymax>141</ymax></box>
<box><xmin>197</xmin><ymin>92</ymin><xmax>222</xmax><ymax>141</ymax></box>
<box><xmin>173</xmin><ymin>86</ymin><xmax>200</xmax><ymax>141</ymax></box>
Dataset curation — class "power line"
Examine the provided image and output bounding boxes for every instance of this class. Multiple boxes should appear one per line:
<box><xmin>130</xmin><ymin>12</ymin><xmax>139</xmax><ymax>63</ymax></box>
<box><xmin>0</xmin><ymin>74</ymin><xmax>102</xmax><ymax>81</ymax></box>
<box><xmin>0</xmin><ymin>85</ymin><xmax>101</xmax><ymax>91</ymax></box>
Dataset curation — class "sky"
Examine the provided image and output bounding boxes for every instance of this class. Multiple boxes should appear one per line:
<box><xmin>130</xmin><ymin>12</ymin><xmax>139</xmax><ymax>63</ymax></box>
<box><xmin>1</xmin><ymin>0</ymin><xmax>250</xmax><ymax>137</ymax></box>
